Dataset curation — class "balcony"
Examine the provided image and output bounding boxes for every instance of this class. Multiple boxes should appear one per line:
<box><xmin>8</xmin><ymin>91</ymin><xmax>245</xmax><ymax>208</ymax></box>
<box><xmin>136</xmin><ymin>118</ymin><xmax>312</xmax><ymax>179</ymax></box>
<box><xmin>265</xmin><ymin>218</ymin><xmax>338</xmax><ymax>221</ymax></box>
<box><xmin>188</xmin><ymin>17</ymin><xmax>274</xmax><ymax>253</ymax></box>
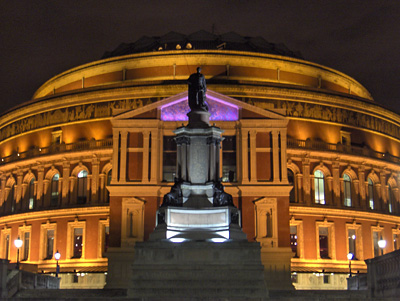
<box><xmin>287</xmin><ymin>138</ymin><xmax>400</xmax><ymax>164</ymax></box>
<box><xmin>0</xmin><ymin>138</ymin><xmax>113</xmax><ymax>165</ymax></box>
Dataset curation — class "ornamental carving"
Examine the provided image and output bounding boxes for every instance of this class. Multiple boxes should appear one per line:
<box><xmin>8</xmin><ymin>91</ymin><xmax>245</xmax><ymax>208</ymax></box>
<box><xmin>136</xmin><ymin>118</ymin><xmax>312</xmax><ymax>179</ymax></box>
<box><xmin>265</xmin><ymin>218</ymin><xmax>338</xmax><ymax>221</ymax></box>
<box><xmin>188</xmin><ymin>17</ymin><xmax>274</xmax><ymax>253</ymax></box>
<box><xmin>246</xmin><ymin>98</ymin><xmax>400</xmax><ymax>141</ymax></box>
<box><xmin>0</xmin><ymin>98</ymin><xmax>154</xmax><ymax>141</ymax></box>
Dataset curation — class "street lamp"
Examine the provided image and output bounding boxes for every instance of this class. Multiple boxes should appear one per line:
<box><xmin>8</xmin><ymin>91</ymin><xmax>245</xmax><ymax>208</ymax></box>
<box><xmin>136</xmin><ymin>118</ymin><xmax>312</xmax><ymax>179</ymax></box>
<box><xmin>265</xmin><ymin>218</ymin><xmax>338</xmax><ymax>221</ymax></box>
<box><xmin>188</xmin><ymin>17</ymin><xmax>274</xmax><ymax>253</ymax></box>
<box><xmin>378</xmin><ymin>239</ymin><xmax>386</xmax><ymax>256</ymax></box>
<box><xmin>347</xmin><ymin>253</ymin><xmax>353</xmax><ymax>277</ymax></box>
<box><xmin>54</xmin><ymin>250</ymin><xmax>61</xmax><ymax>277</ymax></box>
<box><xmin>14</xmin><ymin>237</ymin><xmax>23</xmax><ymax>270</ymax></box>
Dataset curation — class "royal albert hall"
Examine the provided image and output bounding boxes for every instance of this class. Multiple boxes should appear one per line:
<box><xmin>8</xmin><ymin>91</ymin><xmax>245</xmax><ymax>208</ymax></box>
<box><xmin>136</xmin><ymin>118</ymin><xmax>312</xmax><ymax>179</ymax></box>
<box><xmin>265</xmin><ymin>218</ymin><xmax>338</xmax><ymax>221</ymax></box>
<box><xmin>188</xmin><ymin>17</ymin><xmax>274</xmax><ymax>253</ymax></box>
<box><xmin>0</xmin><ymin>31</ymin><xmax>399</xmax><ymax>290</ymax></box>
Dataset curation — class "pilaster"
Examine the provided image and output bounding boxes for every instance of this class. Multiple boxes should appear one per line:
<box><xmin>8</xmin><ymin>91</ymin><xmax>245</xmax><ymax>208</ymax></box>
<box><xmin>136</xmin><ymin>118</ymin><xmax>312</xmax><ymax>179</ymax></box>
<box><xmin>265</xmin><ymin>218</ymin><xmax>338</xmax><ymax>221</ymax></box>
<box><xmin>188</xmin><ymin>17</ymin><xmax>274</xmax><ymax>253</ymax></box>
<box><xmin>91</xmin><ymin>155</ymin><xmax>100</xmax><ymax>203</ymax></box>
<box><xmin>120</xmin><ymin>130</ymin><xmax>128</xmax><ymax>183</ymax></box>
<box><xmin>240</xmin><ymin>128</ymin><xmax>249</xmax><ymax>184</ymax></box>
<box><xmin>112</xmin><ymin>129</ymin><xmax>120</xmax><ymax>183</ymax></box>
<box><xmin>249</xmin><ymin>130</ymin><xmax>257</xmax><ymax>183</ymax></box>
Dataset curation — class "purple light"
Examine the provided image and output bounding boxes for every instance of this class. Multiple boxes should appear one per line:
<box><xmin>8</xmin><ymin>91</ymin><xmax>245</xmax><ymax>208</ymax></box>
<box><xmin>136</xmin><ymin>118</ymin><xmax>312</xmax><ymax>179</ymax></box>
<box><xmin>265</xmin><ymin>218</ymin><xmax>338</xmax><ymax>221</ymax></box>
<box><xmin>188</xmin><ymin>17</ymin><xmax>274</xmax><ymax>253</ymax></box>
<box><xmin>160</xmin><ymin>94</ymin><xmax>239</xmax><ymax>121</ymax></box>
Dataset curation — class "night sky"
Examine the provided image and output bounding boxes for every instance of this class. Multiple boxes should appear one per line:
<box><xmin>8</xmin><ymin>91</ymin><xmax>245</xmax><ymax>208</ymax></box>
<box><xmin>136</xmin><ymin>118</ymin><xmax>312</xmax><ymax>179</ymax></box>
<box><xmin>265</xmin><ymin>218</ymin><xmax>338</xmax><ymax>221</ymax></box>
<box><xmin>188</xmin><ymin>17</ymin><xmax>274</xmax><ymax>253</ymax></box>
<box><xmin>1</xmin><ymin>1</ymin><xmax>399</xmax><ymax>115</ymax></box>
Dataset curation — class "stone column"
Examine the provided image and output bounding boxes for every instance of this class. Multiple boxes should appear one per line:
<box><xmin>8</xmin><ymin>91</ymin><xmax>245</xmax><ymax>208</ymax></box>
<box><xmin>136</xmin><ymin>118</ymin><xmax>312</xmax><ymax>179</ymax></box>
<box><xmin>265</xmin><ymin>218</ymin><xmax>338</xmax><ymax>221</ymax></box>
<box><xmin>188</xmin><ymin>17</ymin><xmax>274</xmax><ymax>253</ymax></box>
<box><xmin>91</xmin><ymin>156</ymin><xmax>100</xmax><ymax>203</ymax></box>
<box><xmin>249</xmin><ymin>130</ymin><xmax>257</xmax><ymax>183</ymax></box>
<box><xmin>280</xmin><ymin>129</ymin><xmax>288</xmax><ymax>183</ymax></box>
<box><xmin>62</xmin><ymin>160</ymin><xmax>70</xmax><ymax>206</ymax></box>
<box><xmin>240</xmin><ymin>129</ymin><xmax>249</xmax><ymax>184</ymax></box>
<box><xmin>16</xmin><ymin>171</ymin><xmax>23</xmax><ymax>211</ymax></box>
<box><xmin>358</xmin><ymin>166</ymin><xmax>366</xmax><ymax>209</ymax></box>
<box><xmin>302</xmin><ymin>156</ymin><xmax>311</xmax><ymax>205</ymax></box>
<box><xmin>99</xmin><ymin>173</ymin><xmax>105</xmax><ymax>203</ymax></box>
<box><xmin>272</xmin><ymin>130</ymin><xmax>280</xmax><ymax>183</ymax></box>
<box><xmin>380</xmin><ymin>170</ymin><xmax>387</xmax><ymax>211</ymax></box>
<box><xmin>120</xmin><ymin>131</ymin><xmax>128</xmax><ymax>183</ymax></box>
<box><xmin>332</xmin><ymin>159</ymin><xmax>341</xmax><ymax>207</ymax></box>
<box><xmin>70</xmin><ymin>175</ymin><xmax>78</xmax><ymax>205</ymax></box>
<box><xmin>43</xmin><ymin>179</ymin><xmax>50</xmax><ymax>207</ymax></box>
<box><xmin>142</xmin><ymin>131</ymin><xmax>150</xmax><ymax>183</ymax></box>
<box><xmin>296</xmin><ymin>174</ymin><xmax>303</xmax><ymax>203</ymax></box>
<box><xmin>150</xmin><ymin>130</ymin><xmax>159</xmax><ymax>184</ymax></box>
<box><xmin>37</xmin><ymin>165</ymin><xmax>44</xmax><ymax>208</ymax></box>
<box><xmin>326</xmin><ymin>176</ymin><xmax>333</xmax><ymax>206</ymax></box>
<box><xmin>0</xmin><ymin>176</ymin><xmax>6</xmax><ymax>207</ymax></box>
<box><xmin>112</xmin><ymin>129</ymin><xmax>120</xmax><ymax>183</ymax></box>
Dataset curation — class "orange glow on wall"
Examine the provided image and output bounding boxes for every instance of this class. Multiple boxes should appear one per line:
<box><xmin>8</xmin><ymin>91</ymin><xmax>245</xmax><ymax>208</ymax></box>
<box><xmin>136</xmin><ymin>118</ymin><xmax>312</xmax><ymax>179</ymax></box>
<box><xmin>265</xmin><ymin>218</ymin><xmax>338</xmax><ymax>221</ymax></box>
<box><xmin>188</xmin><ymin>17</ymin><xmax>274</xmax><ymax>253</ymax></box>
<box><xmin>287</xmin><ymin>120</ymin><xmax>340</xmax><ymax>144</ymax></box>
<box><xmin>62</xmin><ymin>121</ymin><xmax>112</xmax><ymax>144</ymax></box>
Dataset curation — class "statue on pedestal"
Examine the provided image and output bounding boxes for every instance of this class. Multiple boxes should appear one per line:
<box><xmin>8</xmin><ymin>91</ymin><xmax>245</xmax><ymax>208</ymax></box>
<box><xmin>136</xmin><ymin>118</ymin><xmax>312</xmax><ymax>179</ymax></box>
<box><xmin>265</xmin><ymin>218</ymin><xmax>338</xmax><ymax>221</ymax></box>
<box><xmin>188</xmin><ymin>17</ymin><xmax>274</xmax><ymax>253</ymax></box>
<box><xmin>188</xmin><ymin>67</ymin><xmax>208</xmax><ymax>111</ymax></box>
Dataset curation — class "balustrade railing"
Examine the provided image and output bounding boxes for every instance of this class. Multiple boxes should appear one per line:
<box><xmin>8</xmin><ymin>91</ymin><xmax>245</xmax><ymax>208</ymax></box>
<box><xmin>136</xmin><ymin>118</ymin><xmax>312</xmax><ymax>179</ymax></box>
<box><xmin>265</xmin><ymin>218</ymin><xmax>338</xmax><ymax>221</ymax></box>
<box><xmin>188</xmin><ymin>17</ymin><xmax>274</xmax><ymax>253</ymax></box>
<box><xmin>365</xmin><ymin>249</ymin><xmax>400</xmax><ymax>298</ymax></box>
<box><xmin>287</xmin><ymin>138</ymin><xmax>400</xmax><ymax>164</ymax></box>
<box><xmin>1</xmin><ymin>138</ymin><xmax>113</xmax><ymax>165</ymax></box>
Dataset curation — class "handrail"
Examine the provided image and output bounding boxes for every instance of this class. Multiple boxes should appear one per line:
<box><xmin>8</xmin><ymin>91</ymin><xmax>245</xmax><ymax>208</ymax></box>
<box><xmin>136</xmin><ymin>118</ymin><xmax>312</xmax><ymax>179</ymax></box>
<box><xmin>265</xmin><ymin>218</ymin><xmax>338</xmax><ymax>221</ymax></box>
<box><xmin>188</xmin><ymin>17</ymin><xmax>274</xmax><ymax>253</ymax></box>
<box><xmin>0</xmin><ymin>138</ymin><xmax>113</xmax><ymax>165</ymax></box>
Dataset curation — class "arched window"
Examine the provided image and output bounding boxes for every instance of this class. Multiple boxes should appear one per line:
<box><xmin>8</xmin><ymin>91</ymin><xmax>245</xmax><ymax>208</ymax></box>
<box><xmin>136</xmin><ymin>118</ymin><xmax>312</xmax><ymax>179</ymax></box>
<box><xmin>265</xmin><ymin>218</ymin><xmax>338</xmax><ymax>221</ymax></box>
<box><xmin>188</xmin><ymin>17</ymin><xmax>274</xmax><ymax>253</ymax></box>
<box><xmin>28</xmin><ymin>179</ymin><xmax>35</xmax><ymax>210</ymax></box>
<box><xmin>388</xmin><ymin>184</ymin><xmax>394</xmax><ymax>213</ymax></box>
<box><xmin>288</xmin><ymin>169</ymin><xmax>296</xmax><ymax>203</ymax></box>
<box><xmin>51</xmin><ymin>173</ymin><xmax>59</xmax><ymax>207</ymax></box>
<box><xmin>77</xmin><ymin>170</ymin><xmax>88</xmax><ymax>204</ymax></box>
<box><xmin>368</xmin><ymin>178</ymin><xmax>374</xmax><ymax>210</ymax></box>
<box><xmin>314</xmin><ymin>170</ymin><xmax>325</xmax><ymax>205</ymax></box>
<box><xmin>343</xmin><ymin>174</ymin><xmax>352</xmax><ymax>207</ymax></box>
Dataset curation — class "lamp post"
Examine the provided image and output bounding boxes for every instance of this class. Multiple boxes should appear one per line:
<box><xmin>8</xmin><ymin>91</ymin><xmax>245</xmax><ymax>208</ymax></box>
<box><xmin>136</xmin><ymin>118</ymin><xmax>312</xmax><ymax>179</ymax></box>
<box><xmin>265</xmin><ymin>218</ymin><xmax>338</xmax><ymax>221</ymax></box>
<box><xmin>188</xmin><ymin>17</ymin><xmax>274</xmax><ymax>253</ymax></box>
<box><xmin>54</xmin><ymin>250</ymin><xmax>61</xmax><ymax>277</ymax></box>
<box><xmin>14</xmin><ymin>237</ymin><xmax>23</xmax><ymax>270</ymax></box>
<box><xmin>347</xmin><ymin>252</ymin><xmax>353</xmax><ymax>277</ymax></box>
<box><xmin>378</xmin><ymin>239</ymin><xmax>386</xmax><ymax>256</ymax></box>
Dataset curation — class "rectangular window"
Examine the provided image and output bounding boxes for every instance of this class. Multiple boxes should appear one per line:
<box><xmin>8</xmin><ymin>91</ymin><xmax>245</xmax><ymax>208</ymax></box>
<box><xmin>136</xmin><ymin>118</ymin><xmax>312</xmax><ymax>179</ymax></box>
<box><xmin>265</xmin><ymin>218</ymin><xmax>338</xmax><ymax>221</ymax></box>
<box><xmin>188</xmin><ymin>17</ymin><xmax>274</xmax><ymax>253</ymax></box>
<box><xmin>4</xmin><ymin>234</ymin><xmax>10</xmax><ymax>260</ymax></box>
<box><xmin>46</xmin><ymin>229</ymin><xmax>55</xmax><ymax>259</ymax></box>
<box><xmin>22</xmin><ymin>232</ymin><xmax>30</xmax><ymax>261</ymax></box>
<box><xmin>73</xmin><ymin>228</ymin><xmax>83</xmax><ymax>258</ymax></box>
<box><xmin>348</xmin><ymin>229</ymin><xmax>356</xmax><ymax>259</ymax></box>
<box><xmin>373</xmin><ymin>231</ymin><xmax>380</xmax><ymax>257</ymax></box>
<box><xmin>323</xmin><ymin>274</ymin><xmax>330</xmax><ymax>284</ymax></box>
<box><xmin>222</xmin><ymin>136</ymin><xmax>237</xmax><ymax>182</ymax></box>
<box><xmin>393</xmin><ymin>233</ymin><xmax>399</xmax><ymax>251</ymax></box>
<box><xmin>162</xmin><ymin>136</ymin><xmax>176</xmax><ymax>182</ymax></box>
<box><xmin>290</xmin><ymin>225</ymin><xmax>298</xmax><ymax>257</ymax></box>
<box><xmin>103</xmin><ymin>226</ymin><xmax>109</xmax><ymax>257</ymax></box>
<box><xmin>319</xmin><ymin>227</ymin><xmax>329</xmax><ymax>259</ymax></box>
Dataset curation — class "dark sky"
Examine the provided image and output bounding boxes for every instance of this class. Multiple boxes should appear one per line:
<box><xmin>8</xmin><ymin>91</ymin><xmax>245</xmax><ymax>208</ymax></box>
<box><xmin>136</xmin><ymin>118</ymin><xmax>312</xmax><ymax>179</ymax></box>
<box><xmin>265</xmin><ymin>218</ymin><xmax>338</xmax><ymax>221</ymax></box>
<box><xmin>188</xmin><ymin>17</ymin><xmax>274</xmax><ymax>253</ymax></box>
<box><xmin>1</xmin><ymin>1</ymin><xmax>399</xmax><ymax>115</ymax></box>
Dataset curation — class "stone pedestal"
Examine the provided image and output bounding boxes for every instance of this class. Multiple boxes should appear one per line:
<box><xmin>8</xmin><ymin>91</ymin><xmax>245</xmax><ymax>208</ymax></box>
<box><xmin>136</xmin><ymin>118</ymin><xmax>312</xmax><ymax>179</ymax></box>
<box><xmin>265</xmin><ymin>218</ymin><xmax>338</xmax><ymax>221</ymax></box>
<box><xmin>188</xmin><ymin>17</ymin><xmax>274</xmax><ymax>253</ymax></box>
<box><xmin>129</xmin><ymin>241</ymin><xmax>268</xmax><ymax>299</ymax></box>
<box><xmin>150</xmin><ymin>206</ymin><xmax>247</xmax><ymax>242</ymax></box>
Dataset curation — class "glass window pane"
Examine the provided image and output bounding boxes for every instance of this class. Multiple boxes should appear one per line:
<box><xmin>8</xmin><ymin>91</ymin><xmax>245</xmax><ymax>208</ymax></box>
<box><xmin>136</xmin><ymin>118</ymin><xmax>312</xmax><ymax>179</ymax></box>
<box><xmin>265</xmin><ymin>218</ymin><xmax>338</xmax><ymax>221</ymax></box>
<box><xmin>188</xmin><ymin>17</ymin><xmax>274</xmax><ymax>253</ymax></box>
<box><xmin>319</xmin><ymin>227</ymin><xmax>329</xmax><ymax>259</ymax></box>
<box><xmin>46</xmin><ymin>229</ymin><xmax>54</xmax><ymax>259</ymax></box>
<box><xmin>314</xmin><ymin>170</ymin><xmax>325</xmax><ymax>204</ymax></box>
<box><xmin>343</xmin><ymin>174</ymin><xmax>352</xmax><ymax>207</ymax></box>
<box><xmin>73</xmin><ymin>228</ymin><xmax>83</xmax><ymax>258</ymax></box>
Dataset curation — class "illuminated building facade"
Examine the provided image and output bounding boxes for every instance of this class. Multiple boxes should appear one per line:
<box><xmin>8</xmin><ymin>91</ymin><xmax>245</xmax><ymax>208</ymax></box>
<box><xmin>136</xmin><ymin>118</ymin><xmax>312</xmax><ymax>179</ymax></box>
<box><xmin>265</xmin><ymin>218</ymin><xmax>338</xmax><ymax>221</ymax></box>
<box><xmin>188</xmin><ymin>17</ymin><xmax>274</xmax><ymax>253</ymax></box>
<box><xmin>0</xmin><ymin>31</ymin><xmax>399</xmax><ymax>290</ymax></box>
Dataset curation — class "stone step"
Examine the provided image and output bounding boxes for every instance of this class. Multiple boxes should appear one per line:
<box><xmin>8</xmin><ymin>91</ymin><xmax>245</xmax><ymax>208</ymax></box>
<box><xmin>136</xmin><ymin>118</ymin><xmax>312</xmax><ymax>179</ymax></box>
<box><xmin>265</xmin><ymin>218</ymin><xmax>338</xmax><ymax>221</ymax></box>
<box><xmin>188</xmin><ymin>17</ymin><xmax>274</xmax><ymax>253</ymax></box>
<box><xmin>14</xmin><ymin>288</ymin><xmax>128</xmax><ymax>299</ymax></box>
<box><xmin>129</xmin><ymin>287</ymin><xmax>268</xmax><ymax>298</ymax></box>
<box><xmin>130</xmin><ymin>278</ymin><xmax>267</xmax><ymax>289</ymax></box>
<box><xmin>132</xmin><ymin>265</ymin><xmax>265</xmax><ymax>281</ymax></box>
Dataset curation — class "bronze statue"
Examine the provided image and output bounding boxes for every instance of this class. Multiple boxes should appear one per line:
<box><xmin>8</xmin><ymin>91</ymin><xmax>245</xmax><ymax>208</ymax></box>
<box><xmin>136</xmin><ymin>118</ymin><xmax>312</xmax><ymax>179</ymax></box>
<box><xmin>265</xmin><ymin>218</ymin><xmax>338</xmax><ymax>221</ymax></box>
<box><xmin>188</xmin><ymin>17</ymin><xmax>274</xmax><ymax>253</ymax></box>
<box><xmin>187</xmin><ymin>67</ymin><xmax>208</xmax><ymax>111</ymax></box>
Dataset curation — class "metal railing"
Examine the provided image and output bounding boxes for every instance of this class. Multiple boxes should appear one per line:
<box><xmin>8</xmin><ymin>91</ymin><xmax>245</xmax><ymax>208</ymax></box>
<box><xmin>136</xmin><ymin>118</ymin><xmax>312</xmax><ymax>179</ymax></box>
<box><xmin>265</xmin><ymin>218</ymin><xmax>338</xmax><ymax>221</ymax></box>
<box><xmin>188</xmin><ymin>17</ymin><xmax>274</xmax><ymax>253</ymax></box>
<box><xmin>1</xmin><ymin>138</ymin><xmax>113</xmax><ymax>165</ymax></box>
<box><xmin>287</xmin><ymin>138</ymin><xmax>400</xmax><ymax>164</ymax></box>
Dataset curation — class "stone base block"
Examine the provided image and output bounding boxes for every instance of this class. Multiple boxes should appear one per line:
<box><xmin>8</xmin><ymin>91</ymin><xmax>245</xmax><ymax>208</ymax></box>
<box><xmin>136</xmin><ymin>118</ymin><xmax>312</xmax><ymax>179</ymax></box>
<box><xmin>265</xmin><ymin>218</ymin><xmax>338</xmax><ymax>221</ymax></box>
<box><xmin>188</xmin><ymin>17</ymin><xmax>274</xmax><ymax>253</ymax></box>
<box><xmin>260</xmin><ymin>247</ymin><xmax>294</xmax><ymax>291</ymax></box>
<box><xmin>129</xmin><ymin>240</ymin><xmax>268</xmax><ymax>299</ymax></box>
<box><xmin>105</xmin><ymin>247</ymin><xmax>136</xmax><ymax>289</ymax></box>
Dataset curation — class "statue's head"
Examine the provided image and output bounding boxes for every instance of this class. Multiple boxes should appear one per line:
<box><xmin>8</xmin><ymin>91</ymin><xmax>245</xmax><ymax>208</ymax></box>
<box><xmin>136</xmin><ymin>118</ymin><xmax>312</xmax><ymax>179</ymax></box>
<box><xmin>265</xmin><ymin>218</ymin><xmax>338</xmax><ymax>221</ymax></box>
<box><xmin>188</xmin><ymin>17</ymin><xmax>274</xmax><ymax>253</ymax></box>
<box><xmin>197</xmin><ymin>67</ymin><xmax>201</xmax><ymax>73</ymax></box>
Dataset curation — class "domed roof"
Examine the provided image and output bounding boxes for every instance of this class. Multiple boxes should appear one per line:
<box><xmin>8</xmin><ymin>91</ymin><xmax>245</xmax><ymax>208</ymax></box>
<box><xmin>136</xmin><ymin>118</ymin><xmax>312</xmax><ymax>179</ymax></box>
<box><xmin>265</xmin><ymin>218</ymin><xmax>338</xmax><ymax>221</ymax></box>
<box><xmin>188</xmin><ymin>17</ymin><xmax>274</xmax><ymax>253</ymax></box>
<box><xmin>102</xmin><ymin>30</ymin><xmax>303</xmax><ymax>59</ymax></box>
